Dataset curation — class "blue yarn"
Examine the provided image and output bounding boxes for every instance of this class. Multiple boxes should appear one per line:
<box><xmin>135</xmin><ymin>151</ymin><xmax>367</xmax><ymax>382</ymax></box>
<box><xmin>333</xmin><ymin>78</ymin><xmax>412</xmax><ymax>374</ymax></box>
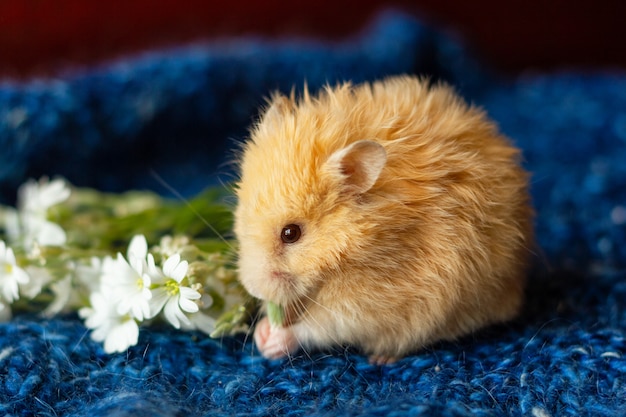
<box><xmin>1</xmin><ymin>10</ymin><xmax>626</xmax><ymax>416</ymax></box>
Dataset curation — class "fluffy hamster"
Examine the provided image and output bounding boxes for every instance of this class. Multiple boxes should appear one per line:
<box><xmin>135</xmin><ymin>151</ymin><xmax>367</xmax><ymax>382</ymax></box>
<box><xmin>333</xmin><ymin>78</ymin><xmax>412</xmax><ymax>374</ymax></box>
<box><xmin>234</xmin><ymin>75</ymin><xmax>533</xmax><ymax>364</ymax></box>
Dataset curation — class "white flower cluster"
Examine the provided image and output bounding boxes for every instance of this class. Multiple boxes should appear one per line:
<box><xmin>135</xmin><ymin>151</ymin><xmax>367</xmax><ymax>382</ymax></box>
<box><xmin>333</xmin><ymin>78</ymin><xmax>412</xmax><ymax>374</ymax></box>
<box><xmin>78</xmin><ymin>234</ymin><xmax>215</xmax><ymax>353</ymax></box>
<box><xmin>0</xmin><ymin>177</ymin><xmax>70</xmax><ymax>318</ymax></box>
<box><xmin>0</xmin><ymin>177</ymin><xmax>234</xmax><ymax>354</ymax></box>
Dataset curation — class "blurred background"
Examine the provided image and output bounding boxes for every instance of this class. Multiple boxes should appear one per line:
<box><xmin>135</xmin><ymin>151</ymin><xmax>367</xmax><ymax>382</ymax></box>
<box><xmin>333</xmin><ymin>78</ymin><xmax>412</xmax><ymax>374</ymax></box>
<box><xmin>1</xmin><ymin>0</ymin><xmax>626</xmax><ymax>78</ymax></box>
<box><xmin>1</xmin><ymin>0</ymin><xmax>626</xmax><ymax>207</ymax></box>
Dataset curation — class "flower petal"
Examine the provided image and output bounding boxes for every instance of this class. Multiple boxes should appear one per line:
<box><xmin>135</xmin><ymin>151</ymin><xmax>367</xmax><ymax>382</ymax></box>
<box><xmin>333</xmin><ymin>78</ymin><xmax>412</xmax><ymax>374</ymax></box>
<box><xmin>146</xmin><ymin>254</ymin><xmax>165</xmax><ymax>284</ymax></box>
<box><xmin>182</xmin><ymin>312</ymin><xmax>216</xmax><ymax>335</ymax></box>
<box><xmin>35</xmin><ymin>220</ymin><xmax>67</xmax><ymax>247</ymax></box>
<box><xmin>13</xmin><ymin>266</ymin><xmax>30</xmax><ymax>286</ymax></box>
<box><xmin>39</xmin><ymin>178</ymin><xmax>71</xmax><ymax>208</ymax></box>
<box><xmin>163</xmin><ymin>296</ymin><xmax>191</xmax><ymax>329</ymax></box>
<box><xmin>162</xmin><ymin>254</ymin><xmax>180</xmax><ymax>275</ymax></box>
<box><xmin>179</xmin><ymin>286</ymin><xmax>201</xmax><ymax>300</ymax></box>
<box><xmin>178</xmin><ymin>296</ymin><xmax>199</xmax><ymax>314</ymax></box>
<box><xmin>104</xmin><ymin>319</ymin><xmax>139</xmax><ymax>354</ymax></box>
<box><xmin>163</xmin><ymin>255</ymin><xmax>189</xmax><ymax>283</ymax></box>
<box><xmin>127</xmin><ymin>235</ymin><xmax>148</xmax><ymax>261</ymax></box>
<box><xmin>147</xmin><ymin>288</ymin><xmax>170</xmax><ymax>319</ymax></box>
<box><xmin>1</xmin><ymin>279</ymin><xmax>19</xmax><ymax>303</ymax></box>
<box><xmin>19</xmin><ymin>215</ymin><xmax>67</xmax><ymax>247</ymax></box>
<box><xmin>42</xmin><ymin>274</ymin><xmax>71</xmax><ymax>317</ymax></box>
<box><xmin>4</xmin><ymin>246</ymin><xmax>16</xmax><ymax>265</ymax></box>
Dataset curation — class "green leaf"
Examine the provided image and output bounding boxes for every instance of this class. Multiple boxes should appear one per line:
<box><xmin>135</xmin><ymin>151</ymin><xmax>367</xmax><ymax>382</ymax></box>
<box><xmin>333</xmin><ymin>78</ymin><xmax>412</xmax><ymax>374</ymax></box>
<box><xmin>266</xmin><ymin>301</ymin><xmax>285</xmax><ymax>327</ymax></box>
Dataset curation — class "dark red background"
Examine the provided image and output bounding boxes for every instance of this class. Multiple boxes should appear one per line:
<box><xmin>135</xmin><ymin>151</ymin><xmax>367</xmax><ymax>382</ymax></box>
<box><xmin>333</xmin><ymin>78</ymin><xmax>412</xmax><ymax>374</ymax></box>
<box><xmin>1</xmin><ymin>0</ymin><xmax>625</xmax><ymax>78</ymax></box>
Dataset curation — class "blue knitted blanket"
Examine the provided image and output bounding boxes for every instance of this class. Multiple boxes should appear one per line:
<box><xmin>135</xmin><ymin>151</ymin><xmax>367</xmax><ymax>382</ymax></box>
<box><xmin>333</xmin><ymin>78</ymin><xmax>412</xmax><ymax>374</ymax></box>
<box><xmin>1</xmin><ymin>10</ymin><xmax>625</xmax><ymax>416</ymax></box>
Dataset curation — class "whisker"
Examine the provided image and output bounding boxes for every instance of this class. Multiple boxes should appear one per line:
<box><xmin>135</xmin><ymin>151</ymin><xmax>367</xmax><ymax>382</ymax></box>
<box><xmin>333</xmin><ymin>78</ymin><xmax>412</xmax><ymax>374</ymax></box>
<box><xmin>295</xmin><ymin>294</ymin><xmax>346</xmax><ymax>354</ymax></box>
<box><xmin>300</xmin><ymin>292</ymin><xmax>339</xmax><ymax>318</ymax></box>
<box><xmin>288</xmin><ymin>297</ymin><xmax>316</xmax><ymax>363</ymax></box>
<box><xmin>243</xmin><ymin>304</ymin><xmax>265</xmax><ymax>357</ymax></box>
<box><xmin>273</xmin><ymin>281</ymin><xmax>310</xmax><ymax>363</ymax></box>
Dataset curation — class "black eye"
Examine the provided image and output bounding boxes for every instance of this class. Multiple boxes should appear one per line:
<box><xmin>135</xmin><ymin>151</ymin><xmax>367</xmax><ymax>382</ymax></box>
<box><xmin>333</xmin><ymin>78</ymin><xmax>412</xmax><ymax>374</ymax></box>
<box><xmin>281</xmin><ymin>224</ymin><xmax>302</xmax><ymax>244</ymax></box>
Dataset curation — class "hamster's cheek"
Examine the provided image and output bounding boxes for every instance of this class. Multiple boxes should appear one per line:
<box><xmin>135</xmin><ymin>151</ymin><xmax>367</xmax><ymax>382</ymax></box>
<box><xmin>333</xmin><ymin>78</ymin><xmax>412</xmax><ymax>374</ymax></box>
<box><xmin>237</xmin><ymin>244</ymin><xmax>271</xmax><ymax>300</ymax></box>
<box><xmin>237</xmin><ymin>242</ymin><xmax>294</xmax><ymax>303</ymax></box>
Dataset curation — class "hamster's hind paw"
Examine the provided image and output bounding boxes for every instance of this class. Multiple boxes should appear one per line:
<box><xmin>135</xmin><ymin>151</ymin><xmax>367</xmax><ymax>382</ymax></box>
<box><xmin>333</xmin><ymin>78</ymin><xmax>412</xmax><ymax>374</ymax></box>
<box><xmin>254</xmin><ymin>316</ymin><xmax>299</xmax><ymax>360</ymax></box>
<box><xmin>368</xmin><ymin>354</ymin><xmax>398</xmax><ymax>366</ymax></box>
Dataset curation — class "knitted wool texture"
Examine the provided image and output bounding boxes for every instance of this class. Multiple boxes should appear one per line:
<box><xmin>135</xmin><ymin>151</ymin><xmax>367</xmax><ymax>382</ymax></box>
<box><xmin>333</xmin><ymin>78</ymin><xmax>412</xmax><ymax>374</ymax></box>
<box><xmin>1</xmin><ymin>11</ymin><xmax>625</xmax><ymax>417</ymax></box>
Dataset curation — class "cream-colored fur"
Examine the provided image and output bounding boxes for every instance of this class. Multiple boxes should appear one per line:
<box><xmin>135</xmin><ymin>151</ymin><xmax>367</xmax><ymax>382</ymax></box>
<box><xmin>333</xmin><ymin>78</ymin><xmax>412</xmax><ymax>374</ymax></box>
<box><xmin>234</xmin><ymin>76</ymin><xmax>534</xmax><ymax>364</ymax></box>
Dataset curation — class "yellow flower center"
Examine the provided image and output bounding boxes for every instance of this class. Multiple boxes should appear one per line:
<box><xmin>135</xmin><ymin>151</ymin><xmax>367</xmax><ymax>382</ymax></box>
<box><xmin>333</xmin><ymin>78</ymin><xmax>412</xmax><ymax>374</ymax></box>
<box><xmin>165</xmin><ymin>279</ymin><xmax>180</xmax><ymax>296</ymax></box>
<box><xmin>3</xmin><ymin>263</ymin><xmax>12</xmax><ymax>274</ymax></box>
<box><xmin>136</xmin><ymin>278</ymin><xmax>144</xmax><ymax>290</ymax></box>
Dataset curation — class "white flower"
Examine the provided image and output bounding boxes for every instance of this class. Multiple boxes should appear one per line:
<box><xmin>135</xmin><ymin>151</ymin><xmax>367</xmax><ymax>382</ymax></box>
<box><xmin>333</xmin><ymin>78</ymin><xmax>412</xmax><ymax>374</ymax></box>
<box><xmin>148</xmin><ymin>253</ymin><xmax>201</xmax><ymax>329</ymax></box>
<box><xmin>6</xmin><ymin>177</ymin><xmax>70</xmax><ymax>247</ymax></box>
<box><xmin>18</xmin><ymin>177</ymin><xmax>71</xmax><ymax>215</ymax></box>
<box><xmin>0</xmin><ymin>241</ymin><xmax>30</xmax><ymax>304</ymax></box>
<box><xmin>73</xmin><ymin>257</ymin><xmax>105</xmax><ymax>294</ymax></box>
<box><xmin>42</xmin><ymin>274</ymin><xmax>73</xmax><ymax>317</ymax></box>
<box><xmin>79</xmin><ymin>235</ymin><xmax>156</xmax><ymax>354</ymax></box>
<box><xmin>179</xmin><ymin>311</ymin><xmax>217</xmax><ymax>335</ymax></box>
<box><xmin>153</xmin><ymin>235</ymin><xmax>190</xmax><ymax>258</ymax></box>
<box><xmin>42</xmin><ymin>257</ymin><xmax>106</xmax><ymax>317</ymax></box>
<box><xmin>1</xmin><ymin>208</ymin><xmax>20</xmax><ymax>245</ymax></box>
<box><xmin>19</xmin><ymin>216</ymin><xmax>67</xmax><ymax>247</ymax></box>
<box><xmin>102</xmin><ymin>235</ymin><xmax>152</xmax><ymax>321</ymax></box>
<box><xmin>21</xmin><ymin>266</ymin><xmax>53</xmax><ymax>299</ymax></box>
<box><xmin>79</xmin><ymin>289</ymin><xmax>139</xmax><ymax>354</ymax></box>
<box><xmin>126</xmin><ymin>234</ymin><xmax>148</xmax><ymax>266</ymax></box>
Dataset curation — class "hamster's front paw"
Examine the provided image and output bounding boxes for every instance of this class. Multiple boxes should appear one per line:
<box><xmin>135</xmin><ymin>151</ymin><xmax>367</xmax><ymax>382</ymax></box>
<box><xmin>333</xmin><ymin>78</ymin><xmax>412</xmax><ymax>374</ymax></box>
<box><xmin>254</xmin><ymin>316</ymin><xmax>299</xmax><ymax>360</ymax></box>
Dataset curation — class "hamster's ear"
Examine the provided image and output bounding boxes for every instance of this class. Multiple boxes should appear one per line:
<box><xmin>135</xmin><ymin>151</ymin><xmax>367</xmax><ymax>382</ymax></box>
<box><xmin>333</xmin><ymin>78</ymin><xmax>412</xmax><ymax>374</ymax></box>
<box><xmin>325</xmin><ymin>140</ymin><xmax>387</xmax><ymax>194</ymax></box>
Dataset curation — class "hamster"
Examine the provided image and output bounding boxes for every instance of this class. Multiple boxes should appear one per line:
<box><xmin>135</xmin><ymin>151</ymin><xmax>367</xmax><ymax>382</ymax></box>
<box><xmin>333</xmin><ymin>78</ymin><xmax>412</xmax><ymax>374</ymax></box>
<box><xmin>234</xmin><ymin>75</ymin><xmax>534</xmax><ymax>365</ymax></box>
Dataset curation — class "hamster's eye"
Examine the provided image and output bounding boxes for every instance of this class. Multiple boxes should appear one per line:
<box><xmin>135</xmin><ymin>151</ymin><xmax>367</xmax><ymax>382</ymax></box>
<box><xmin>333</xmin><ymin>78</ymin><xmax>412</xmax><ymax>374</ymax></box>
<box><xmin>281</xmin><ymin>224</ymin><xmax>302</xmax><ymax>244</ymax></box>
